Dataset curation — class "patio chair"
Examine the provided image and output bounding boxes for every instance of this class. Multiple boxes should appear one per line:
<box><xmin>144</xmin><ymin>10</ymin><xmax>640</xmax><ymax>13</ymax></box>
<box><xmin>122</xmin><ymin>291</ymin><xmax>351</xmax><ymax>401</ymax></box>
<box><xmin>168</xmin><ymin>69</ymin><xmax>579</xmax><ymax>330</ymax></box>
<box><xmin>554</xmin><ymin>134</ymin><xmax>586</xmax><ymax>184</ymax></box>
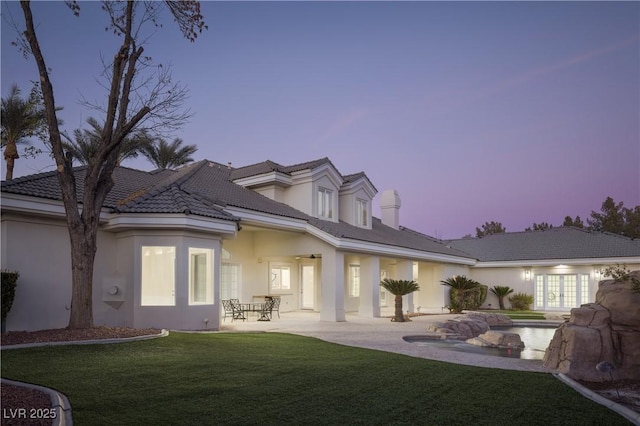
<box><xmin>221</xmin><ymin>299</ymin><xmax>234</xmax><ymax>322</ymax></box>
<box><xmin>268</xmin><ymin>296</ymin><xmax>281</xmax><ymax>319</ymax></box>
<box><xmin>230</xmin><ymin>299</ymin><xmax>246</xmax><ymax>322</ymax></box>
<box><xmin>258</xmin><ymin>298</ymin><xmax>275</xmax><ymax>321</ymax></box>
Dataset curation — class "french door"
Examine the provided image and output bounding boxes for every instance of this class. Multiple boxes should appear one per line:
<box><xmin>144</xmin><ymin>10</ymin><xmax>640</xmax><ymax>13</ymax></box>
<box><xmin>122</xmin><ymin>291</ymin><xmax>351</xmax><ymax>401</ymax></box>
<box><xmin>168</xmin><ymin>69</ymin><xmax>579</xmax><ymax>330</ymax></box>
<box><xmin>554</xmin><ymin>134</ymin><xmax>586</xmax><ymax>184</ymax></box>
<box><xmin>535</xmin><ymin>274</ymin><xmax>590</xmax><ymax>310</ymax></box>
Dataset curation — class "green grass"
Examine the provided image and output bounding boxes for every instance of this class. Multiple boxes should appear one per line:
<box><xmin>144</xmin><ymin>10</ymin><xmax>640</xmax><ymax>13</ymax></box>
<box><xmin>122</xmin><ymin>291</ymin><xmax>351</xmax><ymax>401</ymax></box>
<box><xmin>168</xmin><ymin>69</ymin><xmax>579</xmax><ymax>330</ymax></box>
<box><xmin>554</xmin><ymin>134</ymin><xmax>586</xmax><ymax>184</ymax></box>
<box><xmin>478</xmin><ymin>309</ymin><xmax>548</xmax><ymax>320</ymax></box>
<box><xmin>1</xmin><ymin>333</ymin><xmax>628</xmax><ymax>425</ymax></box>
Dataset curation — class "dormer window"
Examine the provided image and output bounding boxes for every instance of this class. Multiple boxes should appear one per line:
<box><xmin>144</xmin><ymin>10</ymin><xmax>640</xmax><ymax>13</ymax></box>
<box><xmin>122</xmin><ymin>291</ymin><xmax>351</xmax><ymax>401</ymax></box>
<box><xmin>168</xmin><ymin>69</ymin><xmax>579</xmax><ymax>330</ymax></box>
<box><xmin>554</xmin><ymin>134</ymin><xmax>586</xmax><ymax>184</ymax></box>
<box><xmin>356</xmin><ymin>198</ymin><xmax>369</xmax><ymax>227</ymax></box>
<box><xmin>317</xmin><ymin>187</ymin><xmax>334</xmax><ymax>219</ymax></box>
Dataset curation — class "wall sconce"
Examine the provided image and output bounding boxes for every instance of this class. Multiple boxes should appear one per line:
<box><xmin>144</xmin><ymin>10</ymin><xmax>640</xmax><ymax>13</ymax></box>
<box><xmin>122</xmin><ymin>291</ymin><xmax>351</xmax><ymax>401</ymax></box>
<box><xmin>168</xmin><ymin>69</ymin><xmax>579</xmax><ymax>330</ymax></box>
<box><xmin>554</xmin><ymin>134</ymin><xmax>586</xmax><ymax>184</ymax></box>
<box><xmin>594</xmin><ymin>267</ymin><xmax>601</xmax><ymax>280</ymax></box>
<box><xmin>524</xmin><ymin>268</ymin><xmax>531</xmax><ymax>281</ymax></box>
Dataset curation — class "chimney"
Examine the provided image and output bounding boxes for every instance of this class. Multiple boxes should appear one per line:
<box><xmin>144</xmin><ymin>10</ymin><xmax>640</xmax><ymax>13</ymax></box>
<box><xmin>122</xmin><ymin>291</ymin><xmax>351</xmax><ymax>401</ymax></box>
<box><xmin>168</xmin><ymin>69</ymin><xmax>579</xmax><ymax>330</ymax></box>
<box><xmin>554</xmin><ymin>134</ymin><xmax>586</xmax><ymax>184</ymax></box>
<box><xmin>380</xmin><ymin>189</ymin><xmax>401</xmax><ymax>229</ymax></box>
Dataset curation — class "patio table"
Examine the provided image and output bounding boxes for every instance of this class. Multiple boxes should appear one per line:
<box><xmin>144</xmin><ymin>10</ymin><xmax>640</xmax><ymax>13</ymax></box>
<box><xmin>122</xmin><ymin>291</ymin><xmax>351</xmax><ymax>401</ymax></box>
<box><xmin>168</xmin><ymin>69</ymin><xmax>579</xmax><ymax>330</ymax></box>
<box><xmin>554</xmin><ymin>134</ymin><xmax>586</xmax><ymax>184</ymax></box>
<box><xmin>240</xmin><ymin>302</ymin><xmax>271</xmax><ymax>321</ymax></box>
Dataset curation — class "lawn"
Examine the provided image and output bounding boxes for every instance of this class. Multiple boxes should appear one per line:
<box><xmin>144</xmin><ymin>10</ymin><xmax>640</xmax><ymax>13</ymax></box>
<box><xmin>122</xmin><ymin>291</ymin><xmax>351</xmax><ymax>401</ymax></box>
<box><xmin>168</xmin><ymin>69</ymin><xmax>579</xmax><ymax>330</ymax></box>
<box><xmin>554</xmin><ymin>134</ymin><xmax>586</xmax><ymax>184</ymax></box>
<box><xmin>477</xmin><ymin>310</ymin><xmax>549</xmax><ymax>320</ymax></box>
<box><xmin>1</xmin><ymin>333</ymin><xmax>629</xmax><ymax>425</ymax></box>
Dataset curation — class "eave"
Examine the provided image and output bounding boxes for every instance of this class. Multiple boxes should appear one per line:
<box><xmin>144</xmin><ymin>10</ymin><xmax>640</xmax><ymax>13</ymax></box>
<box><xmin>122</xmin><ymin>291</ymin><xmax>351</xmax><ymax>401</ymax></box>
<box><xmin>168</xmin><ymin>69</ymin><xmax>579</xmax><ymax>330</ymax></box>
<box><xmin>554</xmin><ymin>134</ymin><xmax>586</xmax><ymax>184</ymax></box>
<box><xmin>472</xmin><ymin>257</ymin><xmax>640</xmax><ymax>268</ymax></box>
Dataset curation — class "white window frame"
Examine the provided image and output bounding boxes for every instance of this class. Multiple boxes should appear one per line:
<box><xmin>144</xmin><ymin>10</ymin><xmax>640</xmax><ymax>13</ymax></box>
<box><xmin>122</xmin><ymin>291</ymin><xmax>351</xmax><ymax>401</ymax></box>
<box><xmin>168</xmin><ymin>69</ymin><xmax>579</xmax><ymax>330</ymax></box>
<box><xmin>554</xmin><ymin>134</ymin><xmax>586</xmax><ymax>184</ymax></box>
<box><xmin>356</xmin><ymin>198</ymin><xmax>369</xmax><ymax>227</ymax></box>
<box><xmin>270</xmin><ymin>262</ymin><xmax>292</xmax><ymax>292</ymax></box>
<box><xmin>317</xmin><ymin>187</ymin><xmax>334</xmax><ymax>219</ymax></box>
<box><xmin>189</xmin><ymin>247</ymin><xmax>214</xmax><ymax>305</ymax></box>
<box><xmin>221</xmin><ymin>262</ymin><xmax>241</xmax><ymax>300</ymax></box>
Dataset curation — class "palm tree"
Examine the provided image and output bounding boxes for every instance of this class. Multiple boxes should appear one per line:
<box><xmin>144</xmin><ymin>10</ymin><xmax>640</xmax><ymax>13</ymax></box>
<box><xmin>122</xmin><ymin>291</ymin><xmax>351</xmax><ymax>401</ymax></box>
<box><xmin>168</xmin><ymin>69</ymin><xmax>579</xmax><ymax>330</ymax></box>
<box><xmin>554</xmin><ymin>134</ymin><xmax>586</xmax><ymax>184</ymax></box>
<box><xmin>1</xmin><ymin>84</ymin><xmax>47</xmax><ymax>180</ymax></box>
<box><xmin>62</xmin><ymin>117</ymin><xmax>151</xmax><ymax>166</ymax></box>
<box><xmin>490</xmin><ymin>285</ymin><xmax>514</xmax><ymax>310</ymax></box>
<box><xmin>440</xmin><ymin>275</ymin><xmax>480</xmax><ymax>313</ymax></box>
<box><xmin>141</xmin><ymin>137</ymin><xmax>197</xmax><ymax>169</ymax></box>
<box><xmin>380</xmin><ymin>278</ymin><xmax>420</xmax><ymax>322</ymax></box>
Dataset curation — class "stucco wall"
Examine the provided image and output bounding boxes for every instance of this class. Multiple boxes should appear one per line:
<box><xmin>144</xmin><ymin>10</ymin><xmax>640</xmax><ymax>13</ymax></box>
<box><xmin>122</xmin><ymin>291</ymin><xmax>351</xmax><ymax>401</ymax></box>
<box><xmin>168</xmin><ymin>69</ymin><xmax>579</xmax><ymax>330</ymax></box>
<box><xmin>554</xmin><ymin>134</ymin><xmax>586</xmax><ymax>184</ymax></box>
<box><xmin>2</xmin><ymin>215</ymin><xmax>73</xmax><ymax>331</ymax></box>
<box><xmin>0</xmin><ymin>214</ymin><xmax>123</xmax><ymax>331</ymax></box>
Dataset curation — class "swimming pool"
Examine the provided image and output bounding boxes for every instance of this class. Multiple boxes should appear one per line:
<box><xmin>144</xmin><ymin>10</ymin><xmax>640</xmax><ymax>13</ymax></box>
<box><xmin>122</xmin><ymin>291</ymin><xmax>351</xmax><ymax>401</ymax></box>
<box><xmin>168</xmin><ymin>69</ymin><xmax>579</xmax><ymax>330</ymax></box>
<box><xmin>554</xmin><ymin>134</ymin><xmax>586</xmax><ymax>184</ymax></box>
<box><xmin>404</xmin><ymin>326</ymin><xmax>558</xmax><ymax>360</ymax></box>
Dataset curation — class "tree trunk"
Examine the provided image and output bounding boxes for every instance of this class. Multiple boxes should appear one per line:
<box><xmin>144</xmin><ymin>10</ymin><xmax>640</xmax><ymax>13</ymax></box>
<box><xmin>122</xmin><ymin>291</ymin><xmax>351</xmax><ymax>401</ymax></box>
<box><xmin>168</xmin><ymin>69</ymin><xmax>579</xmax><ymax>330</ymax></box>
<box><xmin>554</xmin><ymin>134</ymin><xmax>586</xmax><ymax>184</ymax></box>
<box><xmin>4</xmin><ymin>141</ymin><xmax>18</xmax><ymax>180</ymax></box>
<box><xmin>393</xmin><ymin>294</ymin><xmax>405</xmax><ymax>322</ymax></box>
<box><xmin>5</xmin><ymin>157</ymin><xmax>15</xmax><ymax>180</ymax></box>
<box><xmin>498</xmin><ymin>297</ymin><xmax>505</xmax><ymax>310</ymax></box>
<box><xmin>67</xmin><ymin>226</ymin><xmax>97</xmax><ymax>329</ymax></box>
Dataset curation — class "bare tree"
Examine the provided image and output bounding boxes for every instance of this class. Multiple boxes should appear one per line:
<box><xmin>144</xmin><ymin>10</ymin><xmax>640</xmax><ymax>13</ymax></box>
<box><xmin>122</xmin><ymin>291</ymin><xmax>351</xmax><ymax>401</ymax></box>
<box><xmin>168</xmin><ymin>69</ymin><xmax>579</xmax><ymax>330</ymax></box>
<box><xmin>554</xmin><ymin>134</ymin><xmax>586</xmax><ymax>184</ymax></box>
<box><xmin>18</xmin><ymin>0</ymin><xmax>206</xmax><ymax>328</ymax></box>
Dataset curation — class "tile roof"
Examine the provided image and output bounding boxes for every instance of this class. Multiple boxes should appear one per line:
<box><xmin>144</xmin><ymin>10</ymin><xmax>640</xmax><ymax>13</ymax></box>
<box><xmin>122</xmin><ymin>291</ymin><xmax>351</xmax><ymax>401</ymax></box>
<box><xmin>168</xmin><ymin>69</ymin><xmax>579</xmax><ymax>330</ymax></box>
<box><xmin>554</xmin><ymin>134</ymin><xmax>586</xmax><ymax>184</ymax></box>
<box><xmin>446</xmin><ymin>227</ymin><xmax>640</xmax><ymax>261</ymax></box>
<box><xmin>1</xmin><ymin>159</ymin><xmax>474</xmax><ymax>259</ymax></box>
<box><xmin>310</xmin><ymin>217</ymin><xmax>474</xmax><ymax>258</ymax></box>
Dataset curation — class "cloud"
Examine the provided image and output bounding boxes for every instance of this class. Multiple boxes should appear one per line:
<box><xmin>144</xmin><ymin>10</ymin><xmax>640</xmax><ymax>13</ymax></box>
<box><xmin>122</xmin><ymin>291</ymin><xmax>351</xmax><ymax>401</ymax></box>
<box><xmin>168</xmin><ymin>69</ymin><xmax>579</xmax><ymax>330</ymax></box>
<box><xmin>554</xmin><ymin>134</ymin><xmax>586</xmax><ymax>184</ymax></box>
<box><xmin>441</xmin><ymin>35</ymin><xmax>639</xmax><ymax>114</ymax></box>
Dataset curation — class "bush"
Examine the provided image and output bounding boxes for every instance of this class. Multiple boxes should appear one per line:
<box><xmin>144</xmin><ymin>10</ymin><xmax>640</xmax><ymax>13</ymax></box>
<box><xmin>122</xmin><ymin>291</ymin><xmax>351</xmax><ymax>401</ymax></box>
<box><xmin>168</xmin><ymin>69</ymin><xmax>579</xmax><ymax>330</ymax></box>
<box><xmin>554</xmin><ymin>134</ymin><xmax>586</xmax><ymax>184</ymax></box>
<box><xmin>443</xmin><ymin>279</ymin><xmax>487</xmax><ymax>312</ymax></box>
<box><xmin>1</xmin><ymin>270</ymin><xmax>19</xmax><ymax>324</ymax></box>
<box><xmin>509</xmin><ymin>292</ymin><xmax>534</xmax><ymax>311</ymax></box>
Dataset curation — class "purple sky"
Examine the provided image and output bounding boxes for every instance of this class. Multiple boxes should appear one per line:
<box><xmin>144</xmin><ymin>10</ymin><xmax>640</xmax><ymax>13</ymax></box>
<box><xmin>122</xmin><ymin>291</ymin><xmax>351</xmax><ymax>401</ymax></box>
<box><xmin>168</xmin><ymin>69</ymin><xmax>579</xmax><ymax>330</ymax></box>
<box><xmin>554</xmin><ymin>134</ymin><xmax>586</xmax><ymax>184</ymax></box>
<box><xmin>2</xmin><ymin>1</ymin><xmax>639</xmax><ymax>239</ymax></box>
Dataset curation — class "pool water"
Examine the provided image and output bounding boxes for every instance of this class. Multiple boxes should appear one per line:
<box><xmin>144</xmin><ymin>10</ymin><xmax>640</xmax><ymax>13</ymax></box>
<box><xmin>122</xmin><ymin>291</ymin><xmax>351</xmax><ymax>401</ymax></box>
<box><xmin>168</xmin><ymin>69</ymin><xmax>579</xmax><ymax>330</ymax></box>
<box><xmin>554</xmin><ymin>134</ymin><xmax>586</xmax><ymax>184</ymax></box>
<box><xmin>404</xmin><ymin>326</ymin><xmax>558</xmax><ymax>360</ymax></box>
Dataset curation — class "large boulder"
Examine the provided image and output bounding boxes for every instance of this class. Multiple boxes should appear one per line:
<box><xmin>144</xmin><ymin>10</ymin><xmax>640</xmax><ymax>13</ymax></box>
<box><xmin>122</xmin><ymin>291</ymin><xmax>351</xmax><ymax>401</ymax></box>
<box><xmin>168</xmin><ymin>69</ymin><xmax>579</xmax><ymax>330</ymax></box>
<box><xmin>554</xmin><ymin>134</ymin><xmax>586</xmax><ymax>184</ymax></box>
<box><xmin>467</xmin><ymin>330</ymin><xmax>524</xmax><ymax>349</ymax></box>
<box><xmin>543</xmin><ymin>271</ymin><xmax>640</xmax><ymax>382</ymax></box>
<box><xmin>426</xmin><ymin>312</ymin><xmax>512</xmax><ymax>340</ymax></box>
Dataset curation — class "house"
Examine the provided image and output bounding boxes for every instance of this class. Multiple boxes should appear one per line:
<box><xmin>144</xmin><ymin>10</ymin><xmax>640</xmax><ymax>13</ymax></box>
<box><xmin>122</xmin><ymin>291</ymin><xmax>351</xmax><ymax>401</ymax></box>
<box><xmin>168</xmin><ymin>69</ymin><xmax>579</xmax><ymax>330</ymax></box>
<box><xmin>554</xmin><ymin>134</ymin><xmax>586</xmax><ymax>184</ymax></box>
<box><xmin>2</xmin><ymin>157</ymin><xmax>639</xmax><ymax>331</ymax></box>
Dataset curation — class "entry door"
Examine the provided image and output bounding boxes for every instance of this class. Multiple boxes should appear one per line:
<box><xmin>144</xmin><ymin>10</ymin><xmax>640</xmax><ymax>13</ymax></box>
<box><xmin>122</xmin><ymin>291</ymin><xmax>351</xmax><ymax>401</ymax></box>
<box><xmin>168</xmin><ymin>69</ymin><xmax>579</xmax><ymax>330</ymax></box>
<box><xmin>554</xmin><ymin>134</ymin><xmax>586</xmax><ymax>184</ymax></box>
<box><xmin>301</xmin><ymin>264</ymin><xmax>315</xmax><ymax>309</ymax></box>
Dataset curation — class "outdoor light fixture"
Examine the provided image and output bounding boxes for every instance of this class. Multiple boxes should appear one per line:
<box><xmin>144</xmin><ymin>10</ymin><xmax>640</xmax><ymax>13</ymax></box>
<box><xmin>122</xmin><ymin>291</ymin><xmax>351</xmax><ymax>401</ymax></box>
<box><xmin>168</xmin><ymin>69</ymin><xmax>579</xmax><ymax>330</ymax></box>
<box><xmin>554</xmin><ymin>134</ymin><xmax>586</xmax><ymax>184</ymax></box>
<box><xmin>524</xmin><ymin>268</ymin><xmax>531</xmax><ymax>281</ymax></box>
<box><xmin>594</xmin><ymin>267</ymin><xmax>602</xmax><ymax>279</ymax></box>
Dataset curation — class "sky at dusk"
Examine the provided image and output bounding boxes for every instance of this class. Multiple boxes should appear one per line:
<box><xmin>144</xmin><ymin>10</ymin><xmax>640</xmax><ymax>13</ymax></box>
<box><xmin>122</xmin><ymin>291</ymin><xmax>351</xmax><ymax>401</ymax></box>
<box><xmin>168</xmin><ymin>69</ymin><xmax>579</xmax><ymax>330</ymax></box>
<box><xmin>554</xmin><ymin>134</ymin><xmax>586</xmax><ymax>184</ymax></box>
<box><xmin>2</xmin><ymin>1</ymin><xmax>639</xmax><ymax>239</ymax></box>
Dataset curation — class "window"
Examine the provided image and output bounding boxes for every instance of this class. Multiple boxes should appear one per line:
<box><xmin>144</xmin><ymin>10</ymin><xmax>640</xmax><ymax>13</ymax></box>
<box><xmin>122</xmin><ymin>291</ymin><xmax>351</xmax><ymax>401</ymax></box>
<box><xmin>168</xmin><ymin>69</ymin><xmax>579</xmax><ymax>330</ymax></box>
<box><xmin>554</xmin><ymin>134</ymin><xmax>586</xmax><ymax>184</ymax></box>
<box><xmin>356</xmin><ymin>198</ymin><xmax>368</xmax><ymax>227</ymax></box>
<box><xmin>317</xmin><ymin>187</ymin><xmax>333</xmax><ymax>219</ymax></box>
<box><xmin>221</xmin><ymin>263</ymin><xmax>240</xmax><ymax>300</ymax></box>
<box><xmin>349</xmin><ymin>265</ymin><xmax>360</xmax><ymax>297</ymax></box>
<box><xmin>270</xmin><ymin>264</ymin><xmax>291</xmax><ymax>291</ymax></box>
<box><xmin>580</xmin><ymin>275</ymin><xmax>590</xmax><ymax>305</ymax></box>
<box><xmin>189</xmin><ymin>248</ymin><xmax>213</xmax><ymax>305</ymax></box>
<box><xmin>141</xmin><ymin>246</ymin><xmax>175</xmax><ymax>306</ymax></box>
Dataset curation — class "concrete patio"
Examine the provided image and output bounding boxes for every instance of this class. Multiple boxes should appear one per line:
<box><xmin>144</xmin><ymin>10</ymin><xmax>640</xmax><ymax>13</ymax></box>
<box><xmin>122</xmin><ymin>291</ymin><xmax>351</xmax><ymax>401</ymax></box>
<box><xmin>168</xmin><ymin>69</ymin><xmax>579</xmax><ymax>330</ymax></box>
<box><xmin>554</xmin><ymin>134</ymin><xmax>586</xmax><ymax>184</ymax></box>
<box><xmin>219</xmin><ymin>311</ymin><xmax>555</xmax><ymax>373</ymax></box>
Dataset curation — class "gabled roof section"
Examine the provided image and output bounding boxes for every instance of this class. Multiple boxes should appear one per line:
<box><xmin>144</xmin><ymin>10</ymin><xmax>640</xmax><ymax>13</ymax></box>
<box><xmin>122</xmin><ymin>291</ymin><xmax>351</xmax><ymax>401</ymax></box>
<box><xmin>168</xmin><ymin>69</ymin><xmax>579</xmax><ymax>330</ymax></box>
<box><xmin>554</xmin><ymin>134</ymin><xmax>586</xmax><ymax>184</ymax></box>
<box><xmin>340</xmin><ymin>171</ymin><xmax>378</xmax><ymax>196</ymax></box>
<box><xmin>229</xmin><ymin>160</ymin><xmax>284</xmax><ymax>181</ymax></box>
<box><xmin>447</xmin><ymin>227</ymin><xmax>640</xmax><ymax>261</ymax></box>
<box><xmin>179</xmin><ymin>161</ymin><xmax>309</xmax><ymax>220</ymax></box>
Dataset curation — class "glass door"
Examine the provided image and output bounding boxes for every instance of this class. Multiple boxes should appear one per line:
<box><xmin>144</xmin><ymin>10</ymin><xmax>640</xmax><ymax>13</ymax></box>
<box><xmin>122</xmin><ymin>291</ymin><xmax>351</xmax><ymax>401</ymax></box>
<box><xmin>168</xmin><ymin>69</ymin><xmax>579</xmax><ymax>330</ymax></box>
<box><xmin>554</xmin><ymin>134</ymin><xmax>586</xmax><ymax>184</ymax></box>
<box><xmin>301</xmin><ymin>264</ymin><xmax>315</xmax><ymax>310</ymax></box>
<box><xmin>538</xmin><ymin>274</ymin><xmax>579</xmax><ymax>310</ymax></box>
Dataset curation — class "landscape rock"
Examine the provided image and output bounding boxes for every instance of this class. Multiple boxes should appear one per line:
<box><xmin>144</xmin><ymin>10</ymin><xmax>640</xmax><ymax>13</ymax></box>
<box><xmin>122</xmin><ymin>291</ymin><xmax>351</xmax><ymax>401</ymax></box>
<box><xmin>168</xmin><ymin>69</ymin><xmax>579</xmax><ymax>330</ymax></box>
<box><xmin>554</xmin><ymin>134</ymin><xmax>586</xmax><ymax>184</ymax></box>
<box><xmin>426</xmin><ymin>312</ymin><xmax>512</xmax><ymax>340</ymax></box>
<box><xmin>466</xmin><ymin>330</ymin><xmax>524</xmax><ymax>349</ymax></box>
<box><xmin>543</xmin><ymin>271</ymin><xmax>640</xmax><ymax>382</ymax></box>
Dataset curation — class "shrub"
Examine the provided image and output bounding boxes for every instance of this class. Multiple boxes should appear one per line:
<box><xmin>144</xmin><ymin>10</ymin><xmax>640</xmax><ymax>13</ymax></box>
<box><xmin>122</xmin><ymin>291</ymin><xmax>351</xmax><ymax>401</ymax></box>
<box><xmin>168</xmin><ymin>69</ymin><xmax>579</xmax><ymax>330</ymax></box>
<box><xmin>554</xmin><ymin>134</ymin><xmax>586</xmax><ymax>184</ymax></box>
<box><xmin>601</xmin><ymin>264</ymin><xmax>640</xmax><ymax>293</ymax></box>
<box><xmin>440</xmin><ymin>276</ymin><xmax>485</xmax><ymax>313</ymax></box>
<box><xmin>1</xmin><ymin>270</ymin><xmax>19</xmax><ymax>324</ymax></box>
<box><xmin>490</xmin><ymin>285</ymin><xmax>514</xmax><ymax>310</ymax></box>
<box><xmin>509</xmin><ymin>292</ymin><xmax>534</xmax><ymax>311</ymax></box>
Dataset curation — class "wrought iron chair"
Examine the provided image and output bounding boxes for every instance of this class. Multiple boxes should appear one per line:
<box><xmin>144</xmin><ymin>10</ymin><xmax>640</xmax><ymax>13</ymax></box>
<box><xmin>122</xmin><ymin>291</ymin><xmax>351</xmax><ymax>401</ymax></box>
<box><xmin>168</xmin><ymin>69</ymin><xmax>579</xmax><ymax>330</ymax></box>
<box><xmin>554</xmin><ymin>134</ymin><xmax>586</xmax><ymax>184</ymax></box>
<box><xmin>221</xmin><ymin>299</ymin><xmax>234</xmax><ymax>322</ymax></box>
<box><xmin>230</xmin><ymin>299</ymin><xmax>246</xmax><ymax>322</ymax></box>
<box><xmin>269</xmin><ymin>296</ymin><xmax>281</xmax><ymax>319</ymax></box>
<box><xmin>258</xmin><ymin>298</ymin><xmax>275</xmax><ymax>321</ymax></box>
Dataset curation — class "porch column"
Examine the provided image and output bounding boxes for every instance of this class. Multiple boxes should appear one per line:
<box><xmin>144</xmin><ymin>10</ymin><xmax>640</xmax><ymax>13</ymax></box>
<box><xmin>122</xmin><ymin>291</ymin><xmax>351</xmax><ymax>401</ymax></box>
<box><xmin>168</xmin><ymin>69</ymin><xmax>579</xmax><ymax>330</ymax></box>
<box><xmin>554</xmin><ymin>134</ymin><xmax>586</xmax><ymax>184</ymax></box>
<box><xmin>359</xmin><ymin>255</ymin><xmax>380</xmax><ymax>318</ymax></box>
<box><xmin>320</xmin><ymin>250</ymin><xmax>345</xmax><ymax>322</ymax></box>
<box><xmin>396</xmin><ymin>260</ymin><xmax>415</xmax><ymax>314</ymax></box>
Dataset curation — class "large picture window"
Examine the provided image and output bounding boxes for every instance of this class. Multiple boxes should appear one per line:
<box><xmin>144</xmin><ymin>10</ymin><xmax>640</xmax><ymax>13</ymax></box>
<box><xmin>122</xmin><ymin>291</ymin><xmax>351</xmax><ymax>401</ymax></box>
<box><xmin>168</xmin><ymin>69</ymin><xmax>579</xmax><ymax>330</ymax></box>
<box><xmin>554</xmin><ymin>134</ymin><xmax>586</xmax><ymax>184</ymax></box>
<box><xmin>141</xmin><ymin>246</ymin><xmax>175</xmax><ymax>306</ymax></box>
<box><xmin>189</xmin><ymin>248</ymin><xmax>213</xmax><ymax>305</ymax></box>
